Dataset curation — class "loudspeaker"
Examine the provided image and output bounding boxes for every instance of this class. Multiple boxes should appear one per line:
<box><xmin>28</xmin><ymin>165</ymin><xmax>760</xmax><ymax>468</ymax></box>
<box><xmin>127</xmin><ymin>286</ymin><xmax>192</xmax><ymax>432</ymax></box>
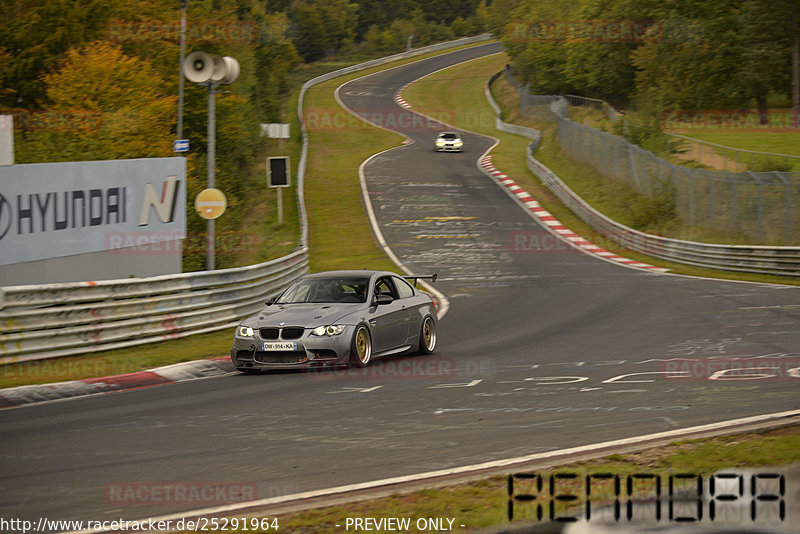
<box><xmin>183</xmin><ymin>51</ymin><xmax>214</xmax><ymax>83</ymax></box>
<box><xmin>212</xmin><ymin>56</ymin><xmax>240</xmax><ymax>85</ymax></box>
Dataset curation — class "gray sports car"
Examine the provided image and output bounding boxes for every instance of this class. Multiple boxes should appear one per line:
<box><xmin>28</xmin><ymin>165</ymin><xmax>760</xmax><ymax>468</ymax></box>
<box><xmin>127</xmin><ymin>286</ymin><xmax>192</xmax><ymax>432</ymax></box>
<box><xmin>231</xmin><ymin>270</ymin><xmax>438</xmax><ymax>373</ymax></box>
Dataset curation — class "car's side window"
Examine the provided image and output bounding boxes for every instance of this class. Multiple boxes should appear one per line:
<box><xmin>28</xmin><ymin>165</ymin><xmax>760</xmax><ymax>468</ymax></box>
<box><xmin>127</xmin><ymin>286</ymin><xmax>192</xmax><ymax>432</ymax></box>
<box><xmin>374</xmin><ymin>277</ymin><xmax>397</xmax><ymax>299</ymax></box>
<box><xmin>392</xmin><ymin>276</ymin><xmax>415</xmax><ymax>299</ymax></box>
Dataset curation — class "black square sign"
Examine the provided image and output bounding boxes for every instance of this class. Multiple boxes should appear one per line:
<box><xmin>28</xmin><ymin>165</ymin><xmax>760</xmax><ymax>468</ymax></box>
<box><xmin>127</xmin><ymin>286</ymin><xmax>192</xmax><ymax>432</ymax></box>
<box><xmin>267</xmin><ymin>156</ymin><xmax>290</xmax><ymax>187</ymax></box>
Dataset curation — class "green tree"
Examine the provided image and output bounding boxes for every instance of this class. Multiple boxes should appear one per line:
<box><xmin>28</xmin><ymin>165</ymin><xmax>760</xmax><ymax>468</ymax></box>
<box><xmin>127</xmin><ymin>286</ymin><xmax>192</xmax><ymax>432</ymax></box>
<box><xmin>0</xmin><ymin>0</ymin><xmax>119</xmax><ymax>107</ymax></box>
<box><xmin>16</xmin><ymin>41</ymin><xmax>175</xmax><ymax>162</ymax></box>
<box><xmin>736</xmin><ymin>0</ymin><xmax>795</xmax><ymax>124</ymax></box>
<box><xmin>288</xmin><ymin>0</ymin><xmax>358</xmax><ymax>61</ymax></box>
<box><xmin>498</xmin><ymin>0</ymin><xmax>581</xmax><ymax>92</ymax></box>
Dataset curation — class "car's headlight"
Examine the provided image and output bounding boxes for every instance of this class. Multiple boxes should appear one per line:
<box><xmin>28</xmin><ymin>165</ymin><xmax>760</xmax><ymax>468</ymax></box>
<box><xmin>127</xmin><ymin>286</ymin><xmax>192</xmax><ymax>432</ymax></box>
<box><xmin>311</xmin><ymin>325</ymin><xmax>346</xmax><ymax>336</ymax></box>
<box><xmin>435</xmin><ymin>140</ymin><xmax>445</xmax><ymax>146</ymax></box>
<box><xmin>237</xmin><ymin>326</ymin><xmax>255</xmax><ymax>337</ymax></box>
<box><xmin>454</xmin><ymin>140</ymin><xmax>463</xmax><ymax>147</ymax></box>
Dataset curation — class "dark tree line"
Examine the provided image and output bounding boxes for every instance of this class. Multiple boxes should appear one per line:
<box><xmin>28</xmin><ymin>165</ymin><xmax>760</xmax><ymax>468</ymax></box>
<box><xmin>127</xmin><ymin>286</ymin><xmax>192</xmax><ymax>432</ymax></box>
<box><xmin>488</xmin><ymin>0</ymin><xmax>800</xmax><ymax>124</ymax></box>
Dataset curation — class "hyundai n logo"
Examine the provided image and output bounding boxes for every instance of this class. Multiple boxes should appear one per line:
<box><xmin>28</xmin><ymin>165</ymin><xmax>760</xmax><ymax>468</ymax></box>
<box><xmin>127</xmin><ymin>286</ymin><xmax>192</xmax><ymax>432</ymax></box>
<box><xmin>139</xmin><ymin>175</ymin><xmax>179</xmax><ymax>226</ymax></box>
<box><xmin>0</xmin><ymin>177</ymin><xmax>181</xmax><ymax>242</ymax></box>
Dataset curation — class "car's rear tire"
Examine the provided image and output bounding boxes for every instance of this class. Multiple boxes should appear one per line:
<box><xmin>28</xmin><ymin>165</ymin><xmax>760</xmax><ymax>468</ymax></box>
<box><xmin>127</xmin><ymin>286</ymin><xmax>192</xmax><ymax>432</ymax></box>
<box><xmin>350</xmin><ymin>325</ymin><xmax>372</xmax><ymax>367</ymax></box>
<box><xmin>417</xmin><ymin>315</ymin><xmax>436</xmax><ymax>355</ymax></box>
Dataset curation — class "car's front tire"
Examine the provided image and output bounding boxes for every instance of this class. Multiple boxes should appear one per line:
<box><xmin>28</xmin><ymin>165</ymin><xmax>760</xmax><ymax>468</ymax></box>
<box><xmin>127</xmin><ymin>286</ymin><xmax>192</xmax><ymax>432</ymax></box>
<box><xmin>350</xmin><ymin>324</ymin><xmax>373</xmax><ymax>367</ymax></box>
<box><xmin>417</xmin><ymin>315</ymin><xmax>437</xmax><ymax>354</ymax></box>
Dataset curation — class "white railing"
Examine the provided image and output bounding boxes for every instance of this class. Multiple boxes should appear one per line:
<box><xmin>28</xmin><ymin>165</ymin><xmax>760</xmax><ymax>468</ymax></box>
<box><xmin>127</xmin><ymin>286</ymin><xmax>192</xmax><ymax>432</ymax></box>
<box><xmin>0</xmin><ymin>249</ymin><xmax>309</xmax><ymax>364</ymax></box>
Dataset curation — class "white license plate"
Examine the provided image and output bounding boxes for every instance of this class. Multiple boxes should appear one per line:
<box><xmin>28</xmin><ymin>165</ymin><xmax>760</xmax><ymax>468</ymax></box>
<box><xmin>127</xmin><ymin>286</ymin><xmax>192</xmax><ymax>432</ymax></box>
<box><xmin>262</xmin><ymin>342</ymin><xmax>298</xmax><ymax>351</ymax></box>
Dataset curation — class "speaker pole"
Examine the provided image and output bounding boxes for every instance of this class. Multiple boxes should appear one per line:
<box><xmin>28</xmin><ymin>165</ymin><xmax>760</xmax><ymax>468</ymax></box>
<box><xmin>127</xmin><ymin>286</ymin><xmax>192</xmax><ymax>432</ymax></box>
<box><xmin>177</xmin><ymin>0</ymin><xmax>187</xmax><ymax>140</ymax></box>
<box><xmin>206</xmin><ymin>80</ymin><xmax>216</xmax><ymax>270</ymax></box>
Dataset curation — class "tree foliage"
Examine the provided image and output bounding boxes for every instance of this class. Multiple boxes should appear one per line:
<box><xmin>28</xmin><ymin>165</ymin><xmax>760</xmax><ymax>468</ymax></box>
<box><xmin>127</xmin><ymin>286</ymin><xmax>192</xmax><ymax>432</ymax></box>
<box><xmin>492</xmin><ymin>0</ymin><xmax>799</xmax><ymax>115</ymax></box>
<box><xmin>15</xmin><ymin>41</ymin><xmax>175</xmax><ymax>162</ymax></box>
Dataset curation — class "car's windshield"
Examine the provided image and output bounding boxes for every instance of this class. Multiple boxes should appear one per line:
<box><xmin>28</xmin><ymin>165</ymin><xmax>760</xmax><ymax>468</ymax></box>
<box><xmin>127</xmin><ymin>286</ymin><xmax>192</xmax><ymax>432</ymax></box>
<box><xmin>276</xmin><ymin>277</ymin><xmax>369</xmax><ymax>304</ymax></box>
<box><xmin>441</xmin><ymin>133</ymin><xmax>457</xmax><ymax>139</ymax></box>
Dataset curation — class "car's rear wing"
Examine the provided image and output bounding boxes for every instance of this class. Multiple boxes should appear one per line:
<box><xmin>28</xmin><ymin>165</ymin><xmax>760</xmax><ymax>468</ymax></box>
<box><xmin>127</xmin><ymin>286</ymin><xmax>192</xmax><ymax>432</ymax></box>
<box><xmin>403</xmin><ymin>274</ymin><xmax>437</xmax><ymax>287</ymax></box>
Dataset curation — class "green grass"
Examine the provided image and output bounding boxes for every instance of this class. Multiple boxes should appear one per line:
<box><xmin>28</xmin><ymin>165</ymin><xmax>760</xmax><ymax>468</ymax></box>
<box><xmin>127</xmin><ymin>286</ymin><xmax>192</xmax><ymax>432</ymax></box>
<box><xmin>664</xmin><ymin>131</ymin><xmax>800</xmax><ymax>173</ymax></box>
<box><xmin>678</xmin><ymin>131</ymin><xmax>800</xmax><ymax>157</ymax></box>
<box><xmin>265</xmin><ymin>424</ymin><xmax>800</xmax><ymax>532</ymax></box>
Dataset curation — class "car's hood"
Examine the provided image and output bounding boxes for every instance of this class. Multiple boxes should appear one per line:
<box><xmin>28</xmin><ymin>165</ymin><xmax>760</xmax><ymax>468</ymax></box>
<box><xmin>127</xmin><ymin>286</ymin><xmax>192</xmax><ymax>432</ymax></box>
<box><xmin>244</xmin><ymin>303</ymin><xmax>363</xmax><ymax>328</ymax></box>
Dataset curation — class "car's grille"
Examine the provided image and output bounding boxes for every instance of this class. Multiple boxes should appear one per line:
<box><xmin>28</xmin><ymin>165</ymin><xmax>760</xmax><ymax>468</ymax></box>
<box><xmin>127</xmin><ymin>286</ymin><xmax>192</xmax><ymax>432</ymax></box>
<box><xmin>281</xmin><ymin>327</ymin><xmax>304</xmax><ymax>339</ymax></box>
<box><xmin>260</xmin><ymin>328</ymin><xmax>279</xmax><ymax>339</ymax></box>
<box><xmin>260</xmin><ymin>327</ymin><xmax>304</xmax><ymax>339</ymax></box>
<box><xmin>254</xmin><ymin>351</ymin><xmax>307</xmax><ymax>364</ymax></box>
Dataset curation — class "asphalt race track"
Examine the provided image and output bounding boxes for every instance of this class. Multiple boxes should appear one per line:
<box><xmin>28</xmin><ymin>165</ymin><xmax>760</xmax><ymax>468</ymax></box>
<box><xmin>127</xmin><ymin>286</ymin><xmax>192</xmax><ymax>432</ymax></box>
<box><xmin>1</xmin><ymin>42</ymin><xmax>799</xmax><ymax>527</ymax></box>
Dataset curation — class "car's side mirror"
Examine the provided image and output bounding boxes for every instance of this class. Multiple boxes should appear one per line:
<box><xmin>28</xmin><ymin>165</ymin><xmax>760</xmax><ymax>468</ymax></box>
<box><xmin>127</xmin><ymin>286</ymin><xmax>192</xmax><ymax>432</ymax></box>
<box><xmin>375</xmin><ymin>294</ymin><xmax>393</xmax><ymax>305</ymax></box>
<box><xmin>265</xmin><ymin>296</ymin><xmax>277</xmax><ymax>306</ymax></box>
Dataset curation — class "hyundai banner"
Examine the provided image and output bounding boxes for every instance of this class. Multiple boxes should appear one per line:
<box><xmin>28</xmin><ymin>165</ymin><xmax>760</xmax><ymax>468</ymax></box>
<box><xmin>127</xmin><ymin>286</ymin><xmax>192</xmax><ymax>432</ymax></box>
<box><xmin>0</xmin><ymin>158</ymin><xmax>186</xmax><ymax>266</ymax></box>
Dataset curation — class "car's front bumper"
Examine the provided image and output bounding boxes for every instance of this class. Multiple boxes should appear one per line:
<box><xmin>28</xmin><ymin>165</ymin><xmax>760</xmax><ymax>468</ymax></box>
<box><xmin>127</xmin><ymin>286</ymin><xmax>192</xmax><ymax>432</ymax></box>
<box><xmin>435</xmin><ymin>145</ymin><xmax>462</xmax><ymax>152</ymax></box>
<box><xmin>231</xmin><ymin>327</ymin><xmax>354</xmax><ymax>370</ymax></box>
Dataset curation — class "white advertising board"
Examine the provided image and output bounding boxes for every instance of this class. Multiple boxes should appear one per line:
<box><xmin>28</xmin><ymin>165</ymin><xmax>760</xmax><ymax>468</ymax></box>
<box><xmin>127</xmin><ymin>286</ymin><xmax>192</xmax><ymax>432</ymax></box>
<box><xmin>0</xmin><ymin>157</ymin><xmax>186</xmax><ymax>266</ymax></box>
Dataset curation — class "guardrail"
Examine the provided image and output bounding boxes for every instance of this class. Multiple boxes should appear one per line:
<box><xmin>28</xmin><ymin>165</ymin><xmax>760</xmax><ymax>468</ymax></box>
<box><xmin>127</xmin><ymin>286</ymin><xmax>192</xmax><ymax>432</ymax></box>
<box><xmin>486</xmin><ymin>72</ymin><xmax>800</xmax><ymax>278</ymax></box>
<box><xmin>0</xmin><ymin>249</ymin><xmax>309</xmax><ymax>364</ymax></box>
<box><xmin>0</xmin><ymin>35</ymin><xmax>494</xmax><ymax>366</ymax></box>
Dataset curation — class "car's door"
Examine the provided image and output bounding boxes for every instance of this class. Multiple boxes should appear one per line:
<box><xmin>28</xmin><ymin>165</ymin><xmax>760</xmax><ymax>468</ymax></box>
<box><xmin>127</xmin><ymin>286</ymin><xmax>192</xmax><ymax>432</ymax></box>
<box><xmin>369</xmin><ymin>276</ymin><xmax>411</xmax><ymax>353</ymax></box>
<box><xmin>391</xmin><ymin>275</ymin><xmax>418</xmax><ymax>341</ymax></box>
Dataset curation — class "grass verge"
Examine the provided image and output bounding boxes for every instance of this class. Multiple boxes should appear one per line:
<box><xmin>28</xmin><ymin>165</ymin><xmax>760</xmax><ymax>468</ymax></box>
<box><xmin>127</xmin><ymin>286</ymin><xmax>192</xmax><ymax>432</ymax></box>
<box><xmin>264</xmin><ymin>424</ymin><xmax>800</xmax><ymax>532</ymax></box>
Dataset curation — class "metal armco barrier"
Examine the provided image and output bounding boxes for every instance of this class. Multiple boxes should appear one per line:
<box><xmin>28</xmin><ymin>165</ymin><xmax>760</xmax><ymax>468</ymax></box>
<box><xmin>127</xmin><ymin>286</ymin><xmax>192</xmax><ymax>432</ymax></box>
<box><xmin>0</xmin><ymin>249</ymin><xmax>309</xmax><ymax>364</ymax></box>
<box><xmin>0</xmin><ymin>36</ymin><xmax>493</xmax><ymax>366</ymax></box>
<box><xmin>486</xmin><ymin>72</ymin><xmax>800</xmax><ymax>278</ymax></box>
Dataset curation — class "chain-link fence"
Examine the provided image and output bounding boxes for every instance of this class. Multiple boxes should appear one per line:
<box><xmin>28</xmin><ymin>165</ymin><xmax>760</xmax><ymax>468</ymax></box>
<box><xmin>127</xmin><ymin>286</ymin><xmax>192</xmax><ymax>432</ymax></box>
<box><xmin>508</xmin><ymin>70</ymin><xmax>800</xmax><ymax>244</ymax></box>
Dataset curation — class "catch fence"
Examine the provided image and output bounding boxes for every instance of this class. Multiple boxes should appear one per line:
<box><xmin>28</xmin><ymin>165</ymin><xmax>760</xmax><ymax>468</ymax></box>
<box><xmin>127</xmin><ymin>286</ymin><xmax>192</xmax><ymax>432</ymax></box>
<box><xmin>509</xmin><ymin>71</ymin><xmax>800</xmax><ymax>245</ymax></box>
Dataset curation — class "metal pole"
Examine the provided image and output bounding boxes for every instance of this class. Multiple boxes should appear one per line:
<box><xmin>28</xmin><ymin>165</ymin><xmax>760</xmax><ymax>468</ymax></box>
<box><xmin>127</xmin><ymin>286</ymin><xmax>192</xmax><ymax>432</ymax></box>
<box><xmin>177</xmin><ymin>0</ymin><xmax>187</xmax><ymax>139</ymax></box>
<box><xmin>277</xmin><ymin>188</ymin><xmax>283</xmax><ymax>225</ymax></box>
<box><xmin>207</xmin><ymin>81</ymin><xmax>216</xmax><ymax>270</ymax></box>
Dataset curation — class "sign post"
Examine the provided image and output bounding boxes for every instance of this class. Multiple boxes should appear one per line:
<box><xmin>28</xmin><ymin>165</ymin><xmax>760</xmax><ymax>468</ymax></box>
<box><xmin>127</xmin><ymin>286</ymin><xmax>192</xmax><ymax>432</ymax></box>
<box><xmin>267</xmin><ymin>156</ymin><xmax>290</xmax><ymax>225</ymax></box>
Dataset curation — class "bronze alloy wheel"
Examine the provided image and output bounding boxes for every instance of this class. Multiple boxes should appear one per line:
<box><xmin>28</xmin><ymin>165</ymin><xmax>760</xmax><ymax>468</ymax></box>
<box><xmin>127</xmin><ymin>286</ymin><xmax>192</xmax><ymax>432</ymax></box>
<box><xmin>351</xmin><ymin>325</ymin><xmax>372</xmax><ymax>367</ymax></box>
<box><xmin>419</xmin><ymin>316</ymin><xmax>436</xmax><ymax>354</ymax></box>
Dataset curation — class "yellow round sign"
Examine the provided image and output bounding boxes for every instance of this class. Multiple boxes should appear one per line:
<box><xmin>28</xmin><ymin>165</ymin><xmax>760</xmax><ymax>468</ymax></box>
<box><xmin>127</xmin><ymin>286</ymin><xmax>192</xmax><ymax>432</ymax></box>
<box><xmin>195</xmin><ymin>188</ymin><xmax>227</xmax><ymax>220</ymax></box>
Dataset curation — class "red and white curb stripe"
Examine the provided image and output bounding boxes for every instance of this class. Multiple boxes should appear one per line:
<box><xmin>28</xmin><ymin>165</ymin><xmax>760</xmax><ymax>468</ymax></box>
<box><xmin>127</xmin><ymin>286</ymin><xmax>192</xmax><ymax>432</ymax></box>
<box><xmin>394</xmin><ymin>85</ymin><xmax>412</xmax><ymax>109</ymax></box>
<box><xmin>479</xmin><ymin>155</ymin><xmax>669</xmax><ymax>272</ymax></box>
<box><xmin>0</xmin><ymin>357</ymin><xmax>236</xmax><ymax>409</ymax></box>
